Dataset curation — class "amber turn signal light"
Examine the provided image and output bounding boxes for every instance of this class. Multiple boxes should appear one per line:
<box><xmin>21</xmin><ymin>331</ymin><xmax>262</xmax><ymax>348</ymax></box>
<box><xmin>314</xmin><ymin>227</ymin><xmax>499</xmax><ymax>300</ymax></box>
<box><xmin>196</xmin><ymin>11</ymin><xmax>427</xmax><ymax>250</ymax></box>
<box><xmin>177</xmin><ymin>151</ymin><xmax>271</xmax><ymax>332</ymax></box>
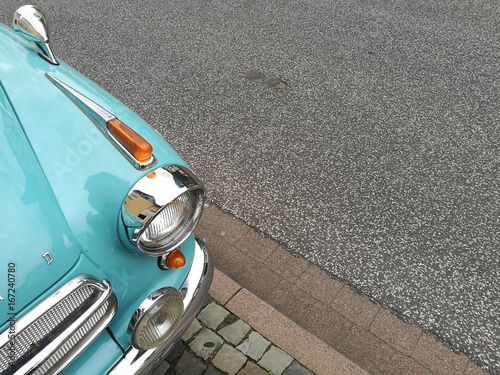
<box><xmin>107</xmin><ymin>119</ymin><xmax>153</xmax><ymax>163</ymax></box>
<box><xmin>164</xmin><ymin>249</ymin><xmax>186</xmax><ymax>269</ymax></box>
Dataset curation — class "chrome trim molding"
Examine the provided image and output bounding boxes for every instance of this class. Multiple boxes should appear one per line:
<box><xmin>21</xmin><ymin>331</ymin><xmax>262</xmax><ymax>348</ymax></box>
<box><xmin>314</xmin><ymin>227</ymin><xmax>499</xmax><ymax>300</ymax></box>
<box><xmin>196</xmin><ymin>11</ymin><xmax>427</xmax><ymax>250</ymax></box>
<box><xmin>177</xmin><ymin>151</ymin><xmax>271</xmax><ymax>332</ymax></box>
<box><xmin>107</xmin><ymin>237</ymin><xmax>214</xmax><ymax>375</ymax></box>
<box><xmin>120</xmin><ymin>165</ymin><xmax>205</xmax><ymax>256</ymax></box>
<box><xmin>45</xmin><ymin>73</ymin><xmax>157</xmax><ymax>170</ymax></box>
<box><xmin>0</xmin><ymin>276</ymin><xmax>117</xmax><ymax>375</ymax></box>
<box><xmin>13</xmin><ymin>5</ymin><xmax>58</xmax><ymax>65</ymax></box>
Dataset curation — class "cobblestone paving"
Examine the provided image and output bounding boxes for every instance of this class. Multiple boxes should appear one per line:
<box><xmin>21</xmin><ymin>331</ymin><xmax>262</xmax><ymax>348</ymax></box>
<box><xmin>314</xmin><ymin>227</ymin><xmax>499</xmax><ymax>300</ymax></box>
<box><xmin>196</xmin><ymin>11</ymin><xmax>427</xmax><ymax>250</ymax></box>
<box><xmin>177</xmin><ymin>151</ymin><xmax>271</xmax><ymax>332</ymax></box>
<box><xmin>153</xmin><ymin>301</ymin><xmax>315</xmax><ymax>375</ymax></box>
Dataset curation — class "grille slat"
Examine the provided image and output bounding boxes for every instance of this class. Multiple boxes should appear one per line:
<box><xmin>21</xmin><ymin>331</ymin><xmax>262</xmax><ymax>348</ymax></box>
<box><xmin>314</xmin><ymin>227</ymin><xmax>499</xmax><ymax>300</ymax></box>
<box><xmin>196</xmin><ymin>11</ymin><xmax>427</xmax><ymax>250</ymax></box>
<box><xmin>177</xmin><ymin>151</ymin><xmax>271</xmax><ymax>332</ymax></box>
<box><xmin>0</xmin><ymin>277</ymin><xmax>116</xmax><ymax>375</ymax></box>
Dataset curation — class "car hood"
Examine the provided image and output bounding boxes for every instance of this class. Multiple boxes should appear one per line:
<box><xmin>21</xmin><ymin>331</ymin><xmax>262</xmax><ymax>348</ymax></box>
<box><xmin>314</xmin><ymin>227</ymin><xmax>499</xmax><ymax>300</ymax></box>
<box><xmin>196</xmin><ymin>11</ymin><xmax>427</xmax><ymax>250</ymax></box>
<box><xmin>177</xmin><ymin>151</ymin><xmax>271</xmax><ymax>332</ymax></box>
<box><xmin>0</xmin><ymin>83</ymin><xmax>81</xmax><ymax>325</ymax></box>
<box><xmin>0</xmin><ymin>22</ymin><xmax>187</xmax><ymax>327</ymax></box>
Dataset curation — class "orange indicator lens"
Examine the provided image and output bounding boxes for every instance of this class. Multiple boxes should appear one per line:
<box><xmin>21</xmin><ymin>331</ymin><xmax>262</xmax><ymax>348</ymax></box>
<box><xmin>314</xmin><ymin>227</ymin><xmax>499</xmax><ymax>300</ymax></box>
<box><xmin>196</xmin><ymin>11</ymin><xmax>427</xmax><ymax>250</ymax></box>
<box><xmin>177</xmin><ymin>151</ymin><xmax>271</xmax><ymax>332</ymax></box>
<box><xmin>165</xmin><ymin>249</ymin><xmax>186</xmax><ymax>269</ymax></box>
<box><xmin>106</xmin><ymin>119</ymin><xmax>153</xmax><ymax>163</ymax></box>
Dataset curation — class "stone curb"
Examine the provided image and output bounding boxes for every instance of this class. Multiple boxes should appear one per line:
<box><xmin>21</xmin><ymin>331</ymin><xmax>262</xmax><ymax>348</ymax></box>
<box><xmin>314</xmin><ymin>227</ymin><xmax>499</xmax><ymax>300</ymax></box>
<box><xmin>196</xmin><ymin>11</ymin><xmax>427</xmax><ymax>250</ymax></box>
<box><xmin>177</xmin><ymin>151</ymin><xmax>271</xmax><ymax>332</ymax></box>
<box><xmin>210</xmin><ymin>269</ymin><xmax>369</xmax><ymax>375</ymax></box>
<box><xmin>154</xmin><ymin>294</ymin><xmax>316</xmax><ymax>375</ymax></box>
<box><xmin>194</xmin><ymin>203</ymin><xmax>489</xmax><ymax>375</ymax></box>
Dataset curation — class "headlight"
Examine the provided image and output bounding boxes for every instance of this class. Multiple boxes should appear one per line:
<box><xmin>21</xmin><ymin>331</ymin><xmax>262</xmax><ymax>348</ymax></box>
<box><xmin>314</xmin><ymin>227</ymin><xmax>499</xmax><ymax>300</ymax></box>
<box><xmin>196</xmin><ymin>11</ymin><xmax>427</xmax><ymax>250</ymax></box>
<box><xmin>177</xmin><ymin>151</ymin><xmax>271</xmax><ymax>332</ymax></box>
<box><xmin>130</xmin><ymin>287</ymin><xmax>184</xmax><ymax>350</ymax></box>
<box><xmin>120</xmin><ymin>165</ymin><xmax>205</xmax><ymax>256</ymax></box>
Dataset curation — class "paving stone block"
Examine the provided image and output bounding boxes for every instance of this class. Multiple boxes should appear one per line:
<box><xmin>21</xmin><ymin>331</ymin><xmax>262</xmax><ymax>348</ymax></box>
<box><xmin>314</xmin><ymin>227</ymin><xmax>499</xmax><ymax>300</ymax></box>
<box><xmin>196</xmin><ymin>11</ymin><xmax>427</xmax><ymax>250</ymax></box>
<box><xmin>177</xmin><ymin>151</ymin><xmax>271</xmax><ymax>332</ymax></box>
<box><xmin>369</xmin><ymin>308</ymin><xmax>422</xmax><ymax>355</ymax></box>
<box><xmin>266</xmin><ymin>245</ymin><xmax>309</xmax><ymax>283</ymax></box>
<box><xmin>297</xmin><ymin>264</ymin><xmax>344</xmax><ymax>305</ymax></box>
<box><xmin>219</xmin><ymin>319</ymin><xmax>251</xmax><ymax>346</ymax></box>
<box><xmin>258</xmin><ymin>346</ymin><xmax>293</xmax><ymax>375</ymax></box>
<box><xmin>235</xmin><ymin>262</ymin><xmax>283</xmax><ymax>301</ymax></box>
<box><xmin>235</xmin><ymin>228</ymin><xmax>278</xmax><ymax>261</ymax></box>
<box><xmin>282</xmin><ymin>360</ymin><xmax>315</xmax><ymax>375</ymax></box>
<box><xmin>331</xmin><ymin>287</ymin><xmax>380</xmax><ymax>329</ymax></box>
<box><xmin>384</xmin><ymin>353</ymin><xmax>433</xmax><ymax>375</ymax></box>
<box><xmin>173</xmin><ymin>351</ymin><xmax>207</xmax><ymax>375</ymax></box>
<box><xmin>164</xmin><ymin>340</ymin><xmax>185</xmax><ymax>364</ymax></box>
<box><xmin>412</xmin><ymin>332</ymin><xmax>468</xmax><ymax>375</ymax></box>
<box><xmin>205</xmin><ymin>364</ymin><xmax>224</xmax><ymax>375</ymax></box>
<box><xmin>212</xmin><ymin>344</ymin><xmax>247</xmax><ymax>375</ymax></box>
<box><xmin>237</xmin><ymin>361</ymin><xmax>269</xmax><ymax>375</ymax></box>
<box><xmin>212</xmin><ymin>241</ymin><xmax>283</xmax><ymax>300</ymax></box>
<box><xmin>209</xmin><ymin>211</ymin><xmax>250</xmax><ymax>244</ymax></box>
<box><xmin>188</xmin><ymin>328</ymin><xmax>224</xmax><ymax>360</ymax></box>
<box><xmin>198</xmin><ymin>203</ymin><xmax>223</xmax><ymax>230</ymax></box>
<box><xmin>210</xmin><ymin>269</ymin><xmax>242</xmax><ymax>305</ymax></box>
<box><xmin>268</xmin><ymin>279</ymin><xmax>317</xmax><ymax>325</ymax></box>
<box><xmin>236</xmin><ymin>331</ymin><xmax>271</xmax><ymax>361</ymax></box>
<box><xmin>198</xmin><ymin>302</ymin><xmax>230</xmax><ymax>330</ymax></box>
<box><xmin>181</xmin><ymin>318</ymin><xmax>202</xmax><ymax>342</ymax></box>
<box><xmin>338</xmin><ymin>326</ymin><xmax>397</xmax><ymax>375</ymax></box>
<box><xmin>151</xmin><ymin>359</ymin><xmax>170</xmax><ymax>375</ymax></box>
<box><xmin>300</xmin><ymin>302</ymin><xmax>354</xmax><ymax>348</ymax></box>
<box><xmin>464</xmin><ymin>361</ymin><xmax>489</xmax><ymax>375</ymax></box>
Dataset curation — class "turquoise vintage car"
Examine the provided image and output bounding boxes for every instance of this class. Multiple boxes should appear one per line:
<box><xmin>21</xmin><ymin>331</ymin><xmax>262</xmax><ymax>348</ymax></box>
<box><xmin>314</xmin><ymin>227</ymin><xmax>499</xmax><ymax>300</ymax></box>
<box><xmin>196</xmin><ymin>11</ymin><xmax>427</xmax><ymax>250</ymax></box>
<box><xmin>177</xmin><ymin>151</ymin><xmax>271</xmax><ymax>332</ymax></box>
<box><xmin>0</xmin><ymin>5</ymin><xmax>213</xmax><ymax>374</ymax></box>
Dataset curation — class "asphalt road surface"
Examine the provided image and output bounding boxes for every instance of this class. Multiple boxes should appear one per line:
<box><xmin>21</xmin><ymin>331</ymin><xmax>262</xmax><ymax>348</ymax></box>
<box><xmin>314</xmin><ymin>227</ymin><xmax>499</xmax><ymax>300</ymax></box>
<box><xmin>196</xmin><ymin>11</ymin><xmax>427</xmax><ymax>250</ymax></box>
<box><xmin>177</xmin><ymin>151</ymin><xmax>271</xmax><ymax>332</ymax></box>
<box><xmin>2</xmin><ymin>0</ymin><xmax>499</xmax><ymax>373</ymax></box>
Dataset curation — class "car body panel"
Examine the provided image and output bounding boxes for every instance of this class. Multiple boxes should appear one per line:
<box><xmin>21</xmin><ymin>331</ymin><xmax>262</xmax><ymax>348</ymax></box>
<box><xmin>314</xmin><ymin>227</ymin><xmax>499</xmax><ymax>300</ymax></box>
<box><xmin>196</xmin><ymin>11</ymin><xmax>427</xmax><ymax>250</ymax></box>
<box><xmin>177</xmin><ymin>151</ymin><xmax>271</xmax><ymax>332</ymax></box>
<box><xmin>0</xmin><ymin>12</ymin><xmax>213</xmax><ymax>372</ymax></box>
<box><xmin>0</xmin><ymin>22</ymin><xmax>193</xmax><ymax>344</ymax></box>
<box><xmin>0</xmin><ymin>82</ymin><xmax>80</xmax><ymax>325</ymax></box>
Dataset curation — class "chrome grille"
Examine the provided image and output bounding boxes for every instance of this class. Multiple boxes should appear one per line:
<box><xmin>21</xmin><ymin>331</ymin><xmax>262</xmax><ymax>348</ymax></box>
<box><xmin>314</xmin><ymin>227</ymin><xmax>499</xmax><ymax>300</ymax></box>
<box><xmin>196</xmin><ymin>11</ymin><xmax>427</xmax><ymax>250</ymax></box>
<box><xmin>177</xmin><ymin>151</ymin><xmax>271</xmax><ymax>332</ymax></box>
<box><xmin>0</xmin><ymin>276</ymin><xmax>117</xmax><ymax>375</ymax></box>
<box><xmin>33</xmin><ymin>302</ymin><xmax>110</xmax><ymax>375</ymax></box>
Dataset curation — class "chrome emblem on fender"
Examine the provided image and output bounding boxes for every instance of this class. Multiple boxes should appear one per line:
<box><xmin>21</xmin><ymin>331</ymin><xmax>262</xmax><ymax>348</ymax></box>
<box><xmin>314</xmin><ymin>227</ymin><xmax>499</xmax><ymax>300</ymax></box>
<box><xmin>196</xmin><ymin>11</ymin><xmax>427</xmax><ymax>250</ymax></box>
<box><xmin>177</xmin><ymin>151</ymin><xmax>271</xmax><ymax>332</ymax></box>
<box><xmin>42</xmin><ymin>252</ymin><xmax>54</xmax><ymax>264</ymax></box>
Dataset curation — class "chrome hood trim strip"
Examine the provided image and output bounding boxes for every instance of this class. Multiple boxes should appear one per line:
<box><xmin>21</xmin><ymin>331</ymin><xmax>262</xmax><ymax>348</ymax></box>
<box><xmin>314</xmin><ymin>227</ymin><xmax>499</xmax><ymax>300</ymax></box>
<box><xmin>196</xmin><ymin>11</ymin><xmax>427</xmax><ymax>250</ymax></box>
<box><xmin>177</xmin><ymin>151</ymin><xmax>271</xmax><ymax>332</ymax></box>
<box><xmin>45</xmin><ymin>73</ymin><xmax>157</xmax><ymax>170</ymax></box>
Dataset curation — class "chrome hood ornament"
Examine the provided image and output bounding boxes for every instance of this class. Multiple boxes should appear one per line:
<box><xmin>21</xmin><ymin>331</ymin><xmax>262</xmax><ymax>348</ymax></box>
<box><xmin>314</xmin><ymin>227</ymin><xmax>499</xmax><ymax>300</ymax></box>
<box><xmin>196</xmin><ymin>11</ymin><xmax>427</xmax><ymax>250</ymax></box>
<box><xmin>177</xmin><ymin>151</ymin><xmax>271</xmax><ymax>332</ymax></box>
<box><xmin>13</xmin><ymin>5</ymin><xmax>58</xmax><ymax>65</ymax></box>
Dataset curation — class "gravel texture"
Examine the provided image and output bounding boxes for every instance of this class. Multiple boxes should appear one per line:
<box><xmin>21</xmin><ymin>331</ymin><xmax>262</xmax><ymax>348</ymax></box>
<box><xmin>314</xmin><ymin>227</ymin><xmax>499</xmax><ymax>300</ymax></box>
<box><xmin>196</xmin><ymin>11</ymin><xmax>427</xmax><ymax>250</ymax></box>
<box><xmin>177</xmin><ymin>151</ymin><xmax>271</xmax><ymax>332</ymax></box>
<box><xmin>1</xmin><ymin>0</ymin><xmax>498</xmax><ymax>372</ymax></box>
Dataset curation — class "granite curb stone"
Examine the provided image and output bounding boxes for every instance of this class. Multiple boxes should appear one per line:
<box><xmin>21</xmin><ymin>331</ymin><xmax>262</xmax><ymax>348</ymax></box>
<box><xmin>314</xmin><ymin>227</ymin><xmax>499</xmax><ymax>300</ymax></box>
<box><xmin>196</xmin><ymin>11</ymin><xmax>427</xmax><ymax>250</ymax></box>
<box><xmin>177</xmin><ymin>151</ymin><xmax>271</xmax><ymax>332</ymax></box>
<box><xmin>194</xmin><ymin>203</ymin><xmax>489</xmax><ymax>375</ymax></box>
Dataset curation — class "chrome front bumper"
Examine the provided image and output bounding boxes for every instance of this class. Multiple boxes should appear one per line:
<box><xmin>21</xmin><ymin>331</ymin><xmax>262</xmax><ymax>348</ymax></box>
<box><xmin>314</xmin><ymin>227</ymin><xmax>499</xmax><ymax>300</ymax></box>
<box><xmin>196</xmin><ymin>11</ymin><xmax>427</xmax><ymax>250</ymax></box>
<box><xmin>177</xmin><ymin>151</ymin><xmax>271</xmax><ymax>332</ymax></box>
<box><xmin>107</xmin><ymin>237</ymin><xmax>213</xmax><ymax>375</ymax></box>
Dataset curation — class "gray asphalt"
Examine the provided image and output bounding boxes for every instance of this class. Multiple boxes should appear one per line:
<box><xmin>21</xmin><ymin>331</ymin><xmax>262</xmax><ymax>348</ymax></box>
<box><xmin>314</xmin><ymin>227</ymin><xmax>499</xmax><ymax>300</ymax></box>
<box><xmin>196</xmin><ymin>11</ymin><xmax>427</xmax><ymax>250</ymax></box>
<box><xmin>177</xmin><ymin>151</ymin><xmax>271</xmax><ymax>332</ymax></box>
<box><xmin>2</xmin><ymin>0</ymin><xmax>499</xmax><ymax>373</ymax></box>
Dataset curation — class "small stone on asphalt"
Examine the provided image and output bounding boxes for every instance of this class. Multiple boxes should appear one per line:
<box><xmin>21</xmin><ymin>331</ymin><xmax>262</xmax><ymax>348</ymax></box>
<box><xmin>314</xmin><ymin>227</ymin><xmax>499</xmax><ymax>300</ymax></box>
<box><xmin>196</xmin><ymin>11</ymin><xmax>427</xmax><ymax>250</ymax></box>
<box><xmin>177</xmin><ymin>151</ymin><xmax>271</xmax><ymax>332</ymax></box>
<box><xmin>267</xmin><ymin>78</ymin><xmax>287</xmax><ymax>89</ymax></box>
<box><xmin>245</xmin><ymin>71</ymin><xmax>265</xmax><ymax>82</ymax></box>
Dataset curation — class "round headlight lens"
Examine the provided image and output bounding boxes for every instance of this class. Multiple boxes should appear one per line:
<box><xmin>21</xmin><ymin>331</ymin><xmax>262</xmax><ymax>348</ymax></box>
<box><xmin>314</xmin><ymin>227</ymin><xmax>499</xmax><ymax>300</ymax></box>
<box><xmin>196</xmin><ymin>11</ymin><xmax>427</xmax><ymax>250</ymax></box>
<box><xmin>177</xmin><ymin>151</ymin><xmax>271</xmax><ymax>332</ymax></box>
<box><xmin>137</xmin><ymin>189</ymin><xmax>202</xmax><ymax>254</ymax></box>
<box><xmin>131</xmin><ymin>288</ymin><xmax>184</xmax><ymax>350</ymax></box>
<box><xmin>120</xmin><ymin>165</ymin><xmax>205</xmax><ymax>256</ymax></box>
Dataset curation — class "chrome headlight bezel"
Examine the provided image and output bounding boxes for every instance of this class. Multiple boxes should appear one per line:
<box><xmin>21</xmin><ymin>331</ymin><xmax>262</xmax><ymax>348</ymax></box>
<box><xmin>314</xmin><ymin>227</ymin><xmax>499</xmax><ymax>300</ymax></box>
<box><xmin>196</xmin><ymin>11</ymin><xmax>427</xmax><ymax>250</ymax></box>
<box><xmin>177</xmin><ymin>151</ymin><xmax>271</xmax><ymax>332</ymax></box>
<box><xmin>120</xmin><ymin>165</ymin><xmax>205</xmax><ymax>256</ymax></box>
